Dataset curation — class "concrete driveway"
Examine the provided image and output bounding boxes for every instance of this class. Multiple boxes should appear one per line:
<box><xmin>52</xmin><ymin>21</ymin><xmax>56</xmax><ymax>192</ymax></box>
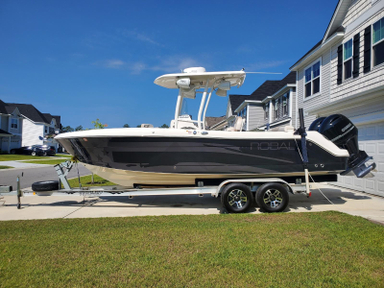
<box><xmin>1</xmin><ymin>183</ymin><xmax>383</xmax><ymax>225</ymax></box>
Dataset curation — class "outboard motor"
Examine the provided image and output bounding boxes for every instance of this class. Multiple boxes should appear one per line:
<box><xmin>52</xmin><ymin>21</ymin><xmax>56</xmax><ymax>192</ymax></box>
<box><xmin>312</xmin><ymin>114</ymin><xmax>376</xmax><ymax>178</ymax></box>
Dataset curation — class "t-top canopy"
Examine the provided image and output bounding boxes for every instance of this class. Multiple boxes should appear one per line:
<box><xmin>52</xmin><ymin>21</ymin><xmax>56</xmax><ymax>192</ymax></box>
<box><xmin>154</xmin><ymin>67</ymin><xmax>246</xmax><ymax>90</ymax></box>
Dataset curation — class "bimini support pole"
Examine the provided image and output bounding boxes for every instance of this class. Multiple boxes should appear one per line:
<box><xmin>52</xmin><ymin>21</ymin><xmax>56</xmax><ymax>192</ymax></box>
<box><xmin>202</xmin><ymin>88</ymin><xmax>213</xmax><ymax>130</ymax></box>
<box><xmin>197</xmin><ymin>81</ymin><xmax>210</xmax><ymax>130</ymax></box>
<box><xmin>174</xmin><ymin>92</ymin><xmax>183</xmax><ymax>129</ymax></box>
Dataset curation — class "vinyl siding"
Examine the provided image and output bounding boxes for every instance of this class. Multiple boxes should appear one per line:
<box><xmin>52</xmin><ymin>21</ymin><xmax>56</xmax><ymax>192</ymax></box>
<box><xmin>22</xmin><ymin>119</ymin><xmax>44</xmax><ymax>146</ymax></box>
<box><xmin>1</xmin><ymin>115</ymin><xmax>8</xmax><ymax>131</ymax></box>
<box><xmin>248</xmin><ymin>104</ymin><xmax>265</xmax><ymax>130</ymax></box>
<box><xmin>9</xmin><ymin>117</ymin><xmax>22</xmax><ymax>135</ymax></box>
<box><xmin>297</xmin><ymin>55</ymin><xmax>331</xmax><ymax>128</ymax></box>
<box><xmin>332</xmin><ymin>9</ymin><xmax>384</xmax><ymax>101</ymax></box>
<box><xmin>342</xmin><ymin>0</ymin><xmax>371</xmax><ymax>27</ymax></box>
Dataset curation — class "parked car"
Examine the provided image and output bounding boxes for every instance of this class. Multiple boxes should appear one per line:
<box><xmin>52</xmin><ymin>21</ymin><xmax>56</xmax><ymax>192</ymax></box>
<box><xmin>10</xmin><ymin>145</ymin><xmax>56</xmax><ymax>156</ymax></box>
<box><xmin>41</xmin><ymin>145</ymin><xmax>56</xmax><ymax>156</ymax></box>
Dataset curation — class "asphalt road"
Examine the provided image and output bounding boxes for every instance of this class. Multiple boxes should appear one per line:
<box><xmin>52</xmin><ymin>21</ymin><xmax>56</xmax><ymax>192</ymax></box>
<box><xmin>0</xmin><ymin>164</ymin><xmax>92</xmax><ymax>189</ymax></box>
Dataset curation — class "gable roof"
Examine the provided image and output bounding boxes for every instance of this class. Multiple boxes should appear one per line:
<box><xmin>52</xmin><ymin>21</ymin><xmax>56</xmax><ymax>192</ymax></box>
<box><xmin>228</xmin><ymin>71</ymin><xmax>296</xmax><ymax>113</ymax></box>
<box><xmin>0</xmin><ymin>101</ymin><xmax>61</xmax><ymax>126</ymax></box>
<box><xmin>228</xmin><ymin>94</ymin><xmax>250</xmax><ymax>113</ymax></box>
<box><xmin>250</xmin><ymin>72</ymin><xmax>296</xmax><ymax>101</ymax></box>
<box><xmin>0</xmin><ymin>100</ymin><xmax>8</xmax><ymax>114</ymax></box>
<box><xmin>5</xmin><ymin>103</ymin><xmax>49</xmax><ymax>123</ymax></box>
<box><xmin>205</xmin><ymin>116</ymin><xmax>226</xmax><ymax>129</ymax></box>
<box><xmin>322</xmin><ymin>0</ymin><xmax>349</xmax><ymax>43</ymax></box>
<box><xmin>43</xmin><ymin>113</ymin><xmax>61</xmax><ymax>126</ymax></box>
<box><xmin>290</xmin><ymin>0</ymin><xmax>348</xmax><ymax>70</ymax></box>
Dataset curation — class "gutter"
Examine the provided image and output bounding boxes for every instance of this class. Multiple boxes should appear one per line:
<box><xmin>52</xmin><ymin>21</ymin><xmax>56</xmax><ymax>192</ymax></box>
<box><xmin>290</xmin><ymin>32</ymin><xmax>344</xmax><ymax>71</ymax></box>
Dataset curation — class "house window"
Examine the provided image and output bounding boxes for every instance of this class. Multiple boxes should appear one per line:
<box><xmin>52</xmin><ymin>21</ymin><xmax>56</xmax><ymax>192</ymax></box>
<box><xmin>373</xmin><ymin>17</ymin><xmax>384</xmax><ymax>66</ymax></box>
<box><xmin>264</xmin><ymin>104</ymin><xmax>269</xmax><ymax>120</ymax></box>
<box><xmin>282</xmin><ymin>93</ymin><xmax>289</xmax><ymax>116</ymax></box>
<box><xmin>11</xmin><ymin>119</ymin><xmax>18</xmax><ymax>129</ymax></box>
<box><xmin>45</xmin><ymin>126</ymin><xmax>48</xmax><ymax>134</ymax></box>
<box><xmin>344</xmin><ymin>39</ymin><xmax>353</xmax><ymax>79</ymax></box>
<box><xmin>304</xmin><ymin>60</ymin><xmax>320</xmax><ymax>97</ymax></box>
<box><xmin>237</xmin><ymin>107</ymin><xmax>246</xmax><ymax>118</ymax></box>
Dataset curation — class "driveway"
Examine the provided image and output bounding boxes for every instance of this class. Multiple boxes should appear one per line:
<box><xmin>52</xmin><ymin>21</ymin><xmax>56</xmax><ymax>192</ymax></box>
<box><xmin>0</xmin><ymin>161</ymin><xmax>91</xmax><ymax>189</ymax></box>
<box><xmin>1</xmin><ymin>183</ymin><xmax>383</xmax><ymax>225</ymax></box>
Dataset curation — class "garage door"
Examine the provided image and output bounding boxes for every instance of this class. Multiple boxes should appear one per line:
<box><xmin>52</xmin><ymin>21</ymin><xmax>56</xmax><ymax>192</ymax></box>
<box><xmin>338</xmin><ymin>122</ymin><xmax>384</xmax><ymax>197</ymax></box>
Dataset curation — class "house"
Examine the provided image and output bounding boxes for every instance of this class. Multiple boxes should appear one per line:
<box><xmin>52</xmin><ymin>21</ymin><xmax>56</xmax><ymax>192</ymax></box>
<box><xmin>0</xmin><ymin>100</ymin><xmax>23</xmax><ymax>153</ymax></box>
<box><xmin>0</xmin><ymin>101</ymin><xmax>62</xmax><ymax>152</ymax></box>
<box><xmin>290</xmin><ymin>0</ymin><xmax>384</xmax><ymax>196</ymax></box>
<box><xmin>226</xmin><ymin>72</ymin><xmax>296</xmax><ymax>131</ymax></box>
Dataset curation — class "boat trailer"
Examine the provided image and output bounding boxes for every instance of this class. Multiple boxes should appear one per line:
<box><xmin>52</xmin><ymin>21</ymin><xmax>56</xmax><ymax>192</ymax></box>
<box><xmin>0</xmin><ymin>159</ymin><xmax>314</xmax><ymax>213</ymax></box>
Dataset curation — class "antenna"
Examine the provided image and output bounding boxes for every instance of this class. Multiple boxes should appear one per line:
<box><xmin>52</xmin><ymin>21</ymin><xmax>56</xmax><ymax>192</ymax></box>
<box><xmin>245</xmin><ymin>72</ymin><xmax>283</xmax><ymax>75</ymax></box>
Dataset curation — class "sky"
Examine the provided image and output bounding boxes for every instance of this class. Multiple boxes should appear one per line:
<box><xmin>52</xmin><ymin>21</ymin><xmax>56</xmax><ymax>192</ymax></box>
<box><xmin>0</xmin><ymin>0</ymin><xmax>338</xmax><ymax>129</ymax></box>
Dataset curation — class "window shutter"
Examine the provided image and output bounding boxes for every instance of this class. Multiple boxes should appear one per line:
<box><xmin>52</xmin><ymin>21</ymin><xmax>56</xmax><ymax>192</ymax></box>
<box><xmin>364</xmin><ymin>26</ymin><xmax>371</xmax><ymax>73</ymax></box>
<box><xmin>337</xmin><ymin>45</ymin><xmax>343</xmax><ymax>85</ymax></box>
<box><xmin>353</xmin><ymin>33</ymin><xmax>360</xmax><ymax>78</ymax></box>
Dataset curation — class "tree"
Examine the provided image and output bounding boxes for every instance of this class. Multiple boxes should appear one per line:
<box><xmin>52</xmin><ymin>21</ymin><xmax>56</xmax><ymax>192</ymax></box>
<box><xmin>62</xmin><ymin>126</ymin><xmax>74</xmax><ymax>132</ymax></box>
<box><xmin>123</xmin><ymin>124</ymin><xmax>130</xmax><ymax>128</ymax></box>
<box><xmin>160</xmin><ymin>124</ymin><xmax>169</xmax><ymax>128</ymax></box>
<box><xmin>75</xmin><ymin>125</ymin><xmax>83</xmax><ymax>131</ymax></box>
<box><xmin>92</xmin><ymin>119</ymin><xmax>107</xmax><ymax>129</ymax></box>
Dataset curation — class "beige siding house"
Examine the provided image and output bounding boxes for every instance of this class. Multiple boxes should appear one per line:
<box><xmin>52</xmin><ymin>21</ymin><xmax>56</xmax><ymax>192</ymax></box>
<box><xmin>290</xmin><ymin>0</ymin><xmax>384</xmax><ymax>197</ymax></box>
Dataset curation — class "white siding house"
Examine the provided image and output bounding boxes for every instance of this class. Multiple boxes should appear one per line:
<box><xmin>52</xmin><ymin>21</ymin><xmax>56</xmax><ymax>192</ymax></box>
<box><xmin>226</xmin><ymin>72</ymin><xmax>297</xmax><ymax>131</ymax></box>
<box><xmin>290</xmin><ymin>0</ymin><xmax>384</xmax><ymax>197</ymax></box>
<box><xmin>0</xmin><ymin>100</ymin><xmax>23</xmax><ymax>153</ymax></box>
<box><xmin>1</xmin><ymin>102</ymin><xmax>61</xmax><ymax>151</ymax></box>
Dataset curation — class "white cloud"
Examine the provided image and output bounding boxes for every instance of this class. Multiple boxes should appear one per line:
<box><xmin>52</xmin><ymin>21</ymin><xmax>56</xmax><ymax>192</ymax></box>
<box><xmin>93</xmin><ymin>59</ymin><xmax>126</xmax><ymax>69</ymax></box>
<box><xmin>121</xmin><ymin>29</ymin><xmax>162</xmax><ymax>46</ymax></box>
<box><xmin>129</xmin><ymin>62</ymin><xmax>147</xmax><ymax>74</ymax></box>
<box><xmin>150</xmin><ymin>56</ymin><xmax>201</xmax><ymax>73</ymax></box>
<box><xmin>243</xmin><ymin>60</ymin><xmax>288</xmax><ymax>72</ymax></box>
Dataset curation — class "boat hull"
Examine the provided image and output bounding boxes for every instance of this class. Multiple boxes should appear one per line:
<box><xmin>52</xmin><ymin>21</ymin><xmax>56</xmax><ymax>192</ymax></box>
<box><xmin>56</xmin><ymin>131</ymin><xmax>349</xmax><ymax>187</ymax></box>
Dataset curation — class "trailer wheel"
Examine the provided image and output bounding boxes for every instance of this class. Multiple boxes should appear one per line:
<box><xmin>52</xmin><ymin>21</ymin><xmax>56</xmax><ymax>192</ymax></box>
<box><xmin>221</xmin><ymin>183</ymin><xmax>253</xmax><ymax>213</ymax></box>
<box><xmin>32</xmin><ymin>180</ymin><xmax>59</xmax><ymax>192</ymax></box>
<box><xmin>256</xmin><ymin>183</ymin><xmax>289</xmax><ymax>213</ymax></box>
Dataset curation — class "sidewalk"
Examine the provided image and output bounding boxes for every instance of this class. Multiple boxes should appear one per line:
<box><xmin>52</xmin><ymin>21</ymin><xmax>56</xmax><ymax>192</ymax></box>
<box><xmin>1</xmin><ymin>183</ymin><xmax>383</xmax><ymax>225</ymax></box>
<box><xmin>0</xmin><ymin>161</ymin><xmax>51</xmax><ymax>169</ymax></box>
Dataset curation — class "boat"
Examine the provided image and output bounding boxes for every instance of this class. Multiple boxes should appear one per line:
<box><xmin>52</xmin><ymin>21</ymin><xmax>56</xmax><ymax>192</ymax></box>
<box><xmin>55</xmin><ymin>67</ymin><xmax>376</xmax><ymax>188</ymax></box>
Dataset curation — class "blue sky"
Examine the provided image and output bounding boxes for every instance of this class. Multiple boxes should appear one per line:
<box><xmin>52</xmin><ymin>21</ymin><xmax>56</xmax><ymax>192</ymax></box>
<box><xmin>0</xmin><ymin>0</ymin><xmax>338</xmax><ymax>129</ymax></box>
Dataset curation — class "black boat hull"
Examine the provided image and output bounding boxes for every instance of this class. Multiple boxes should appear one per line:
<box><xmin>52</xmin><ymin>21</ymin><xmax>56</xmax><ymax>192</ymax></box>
<box><xmin>57</xmin><ymin>135</ymin><xmax>348</xmax><ymax>187</ymax></box>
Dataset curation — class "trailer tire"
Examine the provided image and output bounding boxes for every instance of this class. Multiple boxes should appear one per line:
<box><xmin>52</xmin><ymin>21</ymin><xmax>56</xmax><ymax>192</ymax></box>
<box><xmin>256</xmin><ymin>183</ymin><xmax>289</xmax><ymax>213</ymax></box>
<box><xmin>32</xmin><ymin>180</ymin><xmax>59</xmax><ymax>192</ymax></box>
<box><xmin>221</xmin><ymin>183</ymin><xmax>253</xmax><ymax>213</ymax></box>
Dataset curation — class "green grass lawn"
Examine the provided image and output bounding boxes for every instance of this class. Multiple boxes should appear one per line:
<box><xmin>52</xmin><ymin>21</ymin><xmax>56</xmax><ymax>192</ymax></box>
<box><xmin>23</xmin><ymin>159</ymin><xmax>72</xmax><ymax>165</ymax></box>
<box><xmin>66</xmin><ymin>174</ymin><xmax>116</xmax><ymax>187</ymax></box>
<box><xmin>0</xmin><ymin>154</ymin><xmax>71</xmax><ymax>161</ymax></box>
<box><xmin>1</xmin><ymin>211</ymin><xmax>383</xmax><ymax>287</ymax></box>
<box><xmin>0</xmin><ymin>165</ymin><xmax>13</xmax><ymax>169</ymax></box>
